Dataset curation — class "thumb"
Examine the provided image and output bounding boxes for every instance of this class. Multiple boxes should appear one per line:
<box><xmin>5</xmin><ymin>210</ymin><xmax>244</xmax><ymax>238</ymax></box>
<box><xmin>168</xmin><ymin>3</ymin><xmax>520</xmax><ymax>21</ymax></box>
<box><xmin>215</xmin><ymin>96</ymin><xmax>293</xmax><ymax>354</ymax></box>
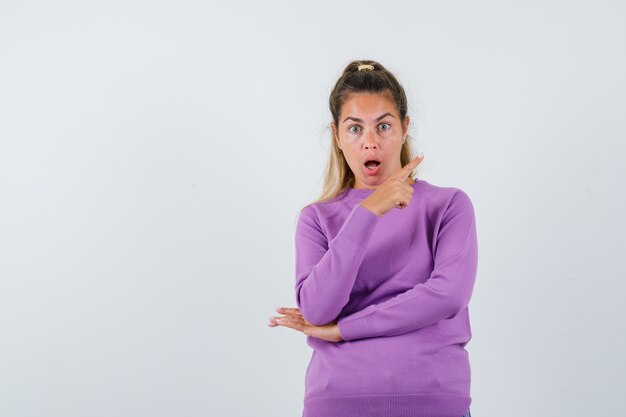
<box><xmin>393</xmin><ymin>154</ymin><xmax>424</xmax><ymax>180</ymax></box>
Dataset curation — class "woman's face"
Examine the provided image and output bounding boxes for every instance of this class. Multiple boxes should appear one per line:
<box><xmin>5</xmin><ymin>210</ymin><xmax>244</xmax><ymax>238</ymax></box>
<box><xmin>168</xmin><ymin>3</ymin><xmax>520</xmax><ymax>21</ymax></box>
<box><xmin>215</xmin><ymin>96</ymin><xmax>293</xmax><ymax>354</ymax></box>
<box><xmin>332</xmin><ymin>92</ymin><xmax>410</xmax><ymax>189</ymax></box>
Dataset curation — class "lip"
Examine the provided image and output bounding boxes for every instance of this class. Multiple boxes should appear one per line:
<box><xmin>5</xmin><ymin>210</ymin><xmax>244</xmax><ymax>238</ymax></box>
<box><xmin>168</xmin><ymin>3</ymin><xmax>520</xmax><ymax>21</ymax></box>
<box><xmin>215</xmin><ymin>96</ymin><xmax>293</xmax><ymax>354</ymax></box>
<box><xmin>363</xmin><ymin>162</ymin><xmax>382</xmax><ymax>176</ymax></box>
<box><xmin>362</xmin><ymin>156</ymin><xmax>382</xmax><ymax>165</ymax></box>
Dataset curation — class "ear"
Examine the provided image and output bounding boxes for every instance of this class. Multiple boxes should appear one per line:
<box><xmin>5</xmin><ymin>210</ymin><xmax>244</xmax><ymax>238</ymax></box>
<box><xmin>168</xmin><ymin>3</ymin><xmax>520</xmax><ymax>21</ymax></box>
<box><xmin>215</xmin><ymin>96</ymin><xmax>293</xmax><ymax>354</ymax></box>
<box><xmin>331</xmin><ymin>122</ymin><xmax>341</xmax><ymax>149</ymax></box>
<box><xmin>402</xmin><ymin>116</ymin><xmax>410</xmax><ymax>142</ymax></box>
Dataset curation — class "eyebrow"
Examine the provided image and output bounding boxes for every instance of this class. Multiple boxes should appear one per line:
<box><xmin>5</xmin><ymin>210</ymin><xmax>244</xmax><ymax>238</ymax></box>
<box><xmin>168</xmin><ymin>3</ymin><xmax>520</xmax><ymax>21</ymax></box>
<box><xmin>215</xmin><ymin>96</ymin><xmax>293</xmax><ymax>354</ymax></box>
<box><xmin>342</xmin><ymin>112</ymin><xmax>395</xmax><ymax>123</ymax></box>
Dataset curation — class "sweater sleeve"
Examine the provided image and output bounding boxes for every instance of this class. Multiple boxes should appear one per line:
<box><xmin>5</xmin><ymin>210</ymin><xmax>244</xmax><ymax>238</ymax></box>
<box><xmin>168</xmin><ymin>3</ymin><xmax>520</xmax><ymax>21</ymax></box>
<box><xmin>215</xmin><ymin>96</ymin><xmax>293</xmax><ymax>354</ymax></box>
<box><xmin>295</xmin><ymin>203</ymin><xmax>380</xmax><ymax>326</ymax></box>
<box><xmin>336</xmin><ymin>190</ymin><xmax>478</xmax><ymax>341</ymax></box>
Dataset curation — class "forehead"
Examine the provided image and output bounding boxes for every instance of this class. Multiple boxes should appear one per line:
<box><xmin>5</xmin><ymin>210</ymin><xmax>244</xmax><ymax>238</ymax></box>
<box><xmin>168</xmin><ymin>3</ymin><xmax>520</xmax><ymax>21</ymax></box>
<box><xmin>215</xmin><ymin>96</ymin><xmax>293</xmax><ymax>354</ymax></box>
<box><xmin>340</xmin><ymin>92</ymin><xmax>397</xmax><ymax>121</ymax></box>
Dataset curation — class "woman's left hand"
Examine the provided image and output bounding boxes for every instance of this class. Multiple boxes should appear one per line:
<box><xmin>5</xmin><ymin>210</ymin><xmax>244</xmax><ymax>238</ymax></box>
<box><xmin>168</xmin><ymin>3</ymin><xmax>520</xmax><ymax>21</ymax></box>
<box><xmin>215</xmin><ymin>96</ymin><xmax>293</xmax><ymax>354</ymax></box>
<box><xmin>268</xmin><ymin>307</ymin><xmax>344</xmax><ymax>343</ymax></box>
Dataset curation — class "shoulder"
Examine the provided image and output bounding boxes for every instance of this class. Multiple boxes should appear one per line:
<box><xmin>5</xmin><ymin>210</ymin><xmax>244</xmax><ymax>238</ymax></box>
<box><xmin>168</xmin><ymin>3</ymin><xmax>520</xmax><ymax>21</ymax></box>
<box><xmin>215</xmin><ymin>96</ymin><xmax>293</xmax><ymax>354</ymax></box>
<box><xmin>297</xmin><ymin>191</ymin><xmax>349</xmax><ymax>222</ymax></box>
<box><xmin>417</xmin><ymin>179</ymin><xmax>475</xmax><ymax>214</ymax></box>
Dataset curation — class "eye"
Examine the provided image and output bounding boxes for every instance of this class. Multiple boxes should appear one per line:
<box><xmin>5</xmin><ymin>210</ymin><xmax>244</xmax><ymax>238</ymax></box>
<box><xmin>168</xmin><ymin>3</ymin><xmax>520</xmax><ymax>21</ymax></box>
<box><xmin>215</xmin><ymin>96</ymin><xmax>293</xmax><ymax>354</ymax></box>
<box><xmin>379</xmin><ymin>123</ymin><xmax>391</xmax><ymax>131</ymax></box>
<box><xmin>348</xmin><ymin>125</ymin><xmax>361</xmax><ymax>134</ymax></box>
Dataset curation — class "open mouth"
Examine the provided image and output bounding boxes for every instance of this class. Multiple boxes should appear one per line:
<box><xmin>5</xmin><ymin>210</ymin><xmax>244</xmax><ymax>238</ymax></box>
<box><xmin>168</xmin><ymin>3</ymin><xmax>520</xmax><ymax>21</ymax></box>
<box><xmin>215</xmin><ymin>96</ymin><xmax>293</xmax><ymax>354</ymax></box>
<box><xmin>364</xmin><ymin>160</ymin><xmax>381</xmax><ymax>170</ymax></box>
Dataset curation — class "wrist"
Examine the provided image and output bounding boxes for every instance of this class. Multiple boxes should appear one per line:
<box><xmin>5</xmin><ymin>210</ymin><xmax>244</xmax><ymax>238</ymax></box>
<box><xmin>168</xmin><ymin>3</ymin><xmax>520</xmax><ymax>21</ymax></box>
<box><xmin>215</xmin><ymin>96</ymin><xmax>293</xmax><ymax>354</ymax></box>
<box><xmin>336</xmin><ymin>323</ymin><xmax>344</xmax><ymax>342</ymax></box>
<box><xmin>359</xmin><ymin>201</ymin><xmax>381</xmax><ymax>217</ymax></box>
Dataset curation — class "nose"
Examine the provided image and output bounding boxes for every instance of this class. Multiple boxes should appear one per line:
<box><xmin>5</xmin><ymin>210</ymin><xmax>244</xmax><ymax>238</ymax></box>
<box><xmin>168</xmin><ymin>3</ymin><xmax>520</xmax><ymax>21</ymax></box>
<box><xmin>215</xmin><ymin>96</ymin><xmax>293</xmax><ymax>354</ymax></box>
<box><xmin>363</xmin><ymin>127</ymin><xmax>378</xmax><ymax>149</ymax></box>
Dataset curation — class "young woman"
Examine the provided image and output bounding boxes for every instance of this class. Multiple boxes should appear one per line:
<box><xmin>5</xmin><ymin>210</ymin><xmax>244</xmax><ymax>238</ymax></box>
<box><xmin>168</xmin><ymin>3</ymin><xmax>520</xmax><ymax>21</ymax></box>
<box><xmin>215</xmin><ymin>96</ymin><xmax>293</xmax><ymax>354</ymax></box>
<box><xmin>269</xmin><ymin>60</ymin><xmax>477</xmax><ymax>417</ymax></box>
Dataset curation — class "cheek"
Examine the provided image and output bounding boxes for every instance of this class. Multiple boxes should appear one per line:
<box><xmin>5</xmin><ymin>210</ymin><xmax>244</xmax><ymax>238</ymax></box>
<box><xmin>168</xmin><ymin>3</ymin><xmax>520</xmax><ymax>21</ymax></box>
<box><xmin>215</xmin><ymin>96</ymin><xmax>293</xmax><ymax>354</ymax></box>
<box><xmin>343</xmin><ymin>151</ymin><xmax>361</xmax><ymax>169</ymax></box>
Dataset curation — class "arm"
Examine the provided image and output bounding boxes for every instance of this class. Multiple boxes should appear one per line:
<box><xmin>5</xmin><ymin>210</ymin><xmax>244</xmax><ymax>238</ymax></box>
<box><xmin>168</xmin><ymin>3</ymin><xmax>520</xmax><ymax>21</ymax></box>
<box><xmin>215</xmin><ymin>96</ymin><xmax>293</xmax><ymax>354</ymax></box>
<box><xmin>337</xmin><ymin>190</ymin><xmax>478</xmax><ymax>341</ymax></box>
<box><xmin>295</xmin><ymin>203</ymin><xmax>380</xmax><ymax>326</ymax></box>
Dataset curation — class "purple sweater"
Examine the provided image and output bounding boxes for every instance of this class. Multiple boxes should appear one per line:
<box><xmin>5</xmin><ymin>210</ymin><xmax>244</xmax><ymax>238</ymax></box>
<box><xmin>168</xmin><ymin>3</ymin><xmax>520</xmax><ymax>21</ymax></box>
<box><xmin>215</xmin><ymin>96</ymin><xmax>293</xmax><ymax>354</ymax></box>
<box><xmin>294</xmin><ymin>178</ymin><xmax>478</xmax><ymax>417</ymax></box>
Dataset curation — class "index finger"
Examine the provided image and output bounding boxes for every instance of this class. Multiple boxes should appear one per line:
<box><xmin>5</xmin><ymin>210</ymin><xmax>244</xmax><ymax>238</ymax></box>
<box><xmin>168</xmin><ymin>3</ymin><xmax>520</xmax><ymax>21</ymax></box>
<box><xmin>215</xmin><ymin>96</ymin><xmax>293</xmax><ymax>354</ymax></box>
<box><xmin>392</xmin><ymin>154</ymin><xmax>424</xmax><ymax>180</ymax></box>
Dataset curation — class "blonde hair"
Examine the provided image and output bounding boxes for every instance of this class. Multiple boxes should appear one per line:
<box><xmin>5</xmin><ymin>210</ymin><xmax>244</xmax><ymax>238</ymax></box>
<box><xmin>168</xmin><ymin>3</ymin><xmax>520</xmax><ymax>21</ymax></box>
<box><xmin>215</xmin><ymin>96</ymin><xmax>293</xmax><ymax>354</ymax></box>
<box><xmin>304</xmin><ymin>59</ymin><xmax>420</xmax><ymax>209</ymax></box>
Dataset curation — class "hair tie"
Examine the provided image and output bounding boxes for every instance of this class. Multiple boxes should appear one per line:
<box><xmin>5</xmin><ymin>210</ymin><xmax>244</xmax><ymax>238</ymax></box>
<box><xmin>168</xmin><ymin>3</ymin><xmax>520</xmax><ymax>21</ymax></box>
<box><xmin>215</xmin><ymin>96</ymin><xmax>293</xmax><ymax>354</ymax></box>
<box><xmin>357</xmin><ymin>64</ymin><xmax>375</xmax><ymax>71</ymax></box>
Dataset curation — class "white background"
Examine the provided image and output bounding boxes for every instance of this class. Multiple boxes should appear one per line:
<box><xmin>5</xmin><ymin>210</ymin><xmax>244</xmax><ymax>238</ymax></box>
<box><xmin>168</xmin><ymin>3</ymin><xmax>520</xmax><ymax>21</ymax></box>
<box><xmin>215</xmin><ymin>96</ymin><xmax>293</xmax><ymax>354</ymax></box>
<box><xmin>1</xmin><ymin>1</ymin><xmax>624</xmax><ymax>416</ymax></box>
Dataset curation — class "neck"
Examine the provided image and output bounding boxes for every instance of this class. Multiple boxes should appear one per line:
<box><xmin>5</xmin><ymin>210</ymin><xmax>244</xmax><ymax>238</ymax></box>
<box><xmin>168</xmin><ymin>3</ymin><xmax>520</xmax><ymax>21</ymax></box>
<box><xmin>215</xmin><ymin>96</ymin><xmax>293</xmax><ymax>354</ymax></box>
<box><xmin>353</xmin><ymin>176</ymin><xmax>416</xmax><ymax>189</ymax></box>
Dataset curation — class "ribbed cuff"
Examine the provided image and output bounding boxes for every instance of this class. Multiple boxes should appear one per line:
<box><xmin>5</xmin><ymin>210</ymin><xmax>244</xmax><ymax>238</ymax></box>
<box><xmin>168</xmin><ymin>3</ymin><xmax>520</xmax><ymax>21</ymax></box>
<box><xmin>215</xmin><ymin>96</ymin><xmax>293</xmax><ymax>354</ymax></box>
<box><xmin>337</xmin><ymin>307</ymin><xmax>376</xmax><ymax>341</ymax></box>
<box><xmin>337</xmin><ymin>203</ymin><xmax>380</xmax><ymax>246</ymax></box>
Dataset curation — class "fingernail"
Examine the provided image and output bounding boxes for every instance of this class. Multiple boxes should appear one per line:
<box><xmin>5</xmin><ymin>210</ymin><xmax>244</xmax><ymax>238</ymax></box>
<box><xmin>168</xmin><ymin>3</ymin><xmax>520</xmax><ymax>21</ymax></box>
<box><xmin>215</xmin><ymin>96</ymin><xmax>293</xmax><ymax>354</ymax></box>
<box><xmin>418</xmin><ymin>152</ymin><xmax>424</xmax><ymax>158</ymax></box>
<box><xmin>276</xmin><ymin>307</ymin><xmax>282</xmax><ymax>312</ymax></box>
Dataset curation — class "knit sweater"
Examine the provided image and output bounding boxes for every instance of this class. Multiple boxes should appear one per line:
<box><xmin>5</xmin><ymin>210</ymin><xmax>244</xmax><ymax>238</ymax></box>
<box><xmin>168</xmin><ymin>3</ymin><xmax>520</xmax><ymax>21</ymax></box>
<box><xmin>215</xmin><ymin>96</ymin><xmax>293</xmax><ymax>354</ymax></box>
<box><xmin>294</xmin><ymin>178</ymin><xmax>478</xmax><ymax>417</ymax></box>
